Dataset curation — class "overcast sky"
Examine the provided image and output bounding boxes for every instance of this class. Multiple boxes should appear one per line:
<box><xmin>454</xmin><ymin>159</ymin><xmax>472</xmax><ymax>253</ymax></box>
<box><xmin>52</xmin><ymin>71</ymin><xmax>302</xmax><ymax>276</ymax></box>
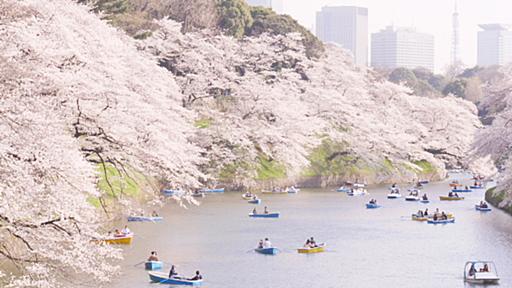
<box><xmin>281</xmin><ymin>0</ymin><xmax>510</xmax><ymax>73</ymax></box>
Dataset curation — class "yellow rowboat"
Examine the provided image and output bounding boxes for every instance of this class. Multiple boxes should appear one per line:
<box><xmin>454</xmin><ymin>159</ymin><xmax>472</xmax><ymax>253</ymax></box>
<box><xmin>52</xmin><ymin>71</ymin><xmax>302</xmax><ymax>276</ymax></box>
<box><xmin>411</xmin><ymin>215</ymin><xmax>428</xmax><ymax>222</ymax></box>
<box><xmin>412</xmin><ymin>213</ymin><xmax>454</xmax><ymax>221</ymax></box>
<box><xmin>297</xmin><ymin>243</ymin><xmax>326</xmax><ymax>254</ymax></box>
<box><xmin>242</xmin><ymin>194</ymin><xmax>254</xmax><ymax>200</ymax></box>
<box><xmin>93</xmin><ymin>233</ymin><xmax>134</xmax><ymax>245</ymax></box>
<box><xmin>440</xmin><ymin>196</ymin><xmax>465</xmax><ymax>201</ymax></box>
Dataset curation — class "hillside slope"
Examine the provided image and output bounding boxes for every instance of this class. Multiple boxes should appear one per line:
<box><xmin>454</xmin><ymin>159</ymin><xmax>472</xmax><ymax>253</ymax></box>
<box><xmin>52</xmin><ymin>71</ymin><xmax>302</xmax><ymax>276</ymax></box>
<box><xmin>474</xmin><ymin>65</ymin><xmax>512</xmax><ymax>214</ymax></box>
<box><xmin>140</xmin><ymin>20</ymin><xmax>482</xmax><ymax>188</ymax></box>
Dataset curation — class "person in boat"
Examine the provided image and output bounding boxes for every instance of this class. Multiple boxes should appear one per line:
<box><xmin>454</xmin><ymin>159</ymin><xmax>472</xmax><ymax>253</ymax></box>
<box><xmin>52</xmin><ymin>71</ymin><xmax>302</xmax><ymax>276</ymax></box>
<box><xmin>424</xmin><ymin>208</ymin><xmax>429</xmax><ymax>216</ymax></box>
<box><xmin>465</xmin><ymin>186</ymin><xmax>469</xmax><ymax>190</ymax></box>
<box><xmin>151</xmin><ymin>211</ymin><xmax>159</xmax><ymax>217</ymax></box>
<box><xmin>433</xmin><ymin>214</ymin><xmax>438</xmax><ymax>221</ymax></box>
<box><xmin>252</xmin><ymin>208</ymin><xmax>257</xmax><ymax>215</ymax></box>
<box><xmin>482</xmin><ymin>264</ymin><xmax>489</xmax><ymax>272</ymax></box>
<box><xmin>258</xmin><ymin>239</ymin><xmax>264</xmax><ymax>249</ymax></box>
<box><xmin>263</xmin><ymin>238</ymin><xmax>271</xmax><ymax>248</ymax></box>
<box><xmin>369</xmin><ymin>199</ymin><xmax>376</xmax><ymax>204</ymax></box>
<box><xmin>309</xmin><ymin>237</ymin><xmax>317</xmax><ymax>248</ymax></box>
<box><xmin>252</xmin><ymin>195</ymin><xmax>257</xmax><ymax>200</ymax></box>
<box><xmin>114</xmin><ymin>229</ymin><xmax>124</xmax><ymax>237</ymax></box>
<box><xmin>448</xmin><ymin>192</ymin><xmax>453</xmax><ymax>197</ymax></box>
<box><xmin>422</xmin><ymin>194</ymin><xmax>428</xmax><ymax>200</ymax></box>
<box><xmin>148</xmin><ymin>251</ymin><xmax>159</xmax><ymax>261</ymax></box>
<box><xmin>454</xmin><ymin>192</ymin><xmax>459</xmax><ymax>198</ymax></box>
<box><xmin>169</xmin><ymin>265</ymin><xmax>178</xmax><ymax>278</ymax></box>
<box><xmin>264</xmin><ymin>206</ymin><xmax>269</xmax><ymax>214</ymax></box>
<box><xmin>417</xmin><ymin>210</ymin><xmax>424</xmax><ymax>217</ymax></box>
<box><xmin>469</xmin><ymin>263</ymin><xmax>477</xmax><ymax>276</ymax></box>
<box><xmin>391</xmin><ymin>183</ymin><xmax>396</xmax><ymax>188</ymax></box>
<box><xmin>441</xmin><ymin>212</ymin><xmax>447</xmax><ymax>220</ymax></box>
<box><xmin>304</xmin><ymin>239</ymin><xmax>311</xmax><ymax>247</ymax></box>
<box><xmin>189</xmin><ymin>271</ymin><xmax>202</xmax><ymax>281</ymax></box>
<box><xmin>121</xmin><ymin>225</ymin><xmax>131</xmax><ymax>235</ymax></box>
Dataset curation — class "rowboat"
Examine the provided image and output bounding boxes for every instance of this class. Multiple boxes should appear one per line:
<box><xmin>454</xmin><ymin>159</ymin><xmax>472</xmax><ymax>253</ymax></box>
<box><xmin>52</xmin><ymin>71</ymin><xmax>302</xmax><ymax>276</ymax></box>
<box><xmin>411</xmin><ymin>214</ymin><xmax>428</xmax><ymax>222</ymax></box>
<box><xmin>440</xmin><ymin>196</ymin><xmax>464</xmax><ymax>201</ymax></box>
<box><xmin>248</xmin><ymin>199</ymin><xmax>261</xmax><ymax>204</ymax></box>
<box><xmin>418</xmin><ymin>180</ymin><xmax>429</xmax><ymax>185</ymax></box>
<box><xmin>199</xmin><ymin>188</ymin><xmax>225</xmax><ymax>193</ymax></box>
<box><xmin>192</xmin><ymin>192</ymin><xmax>205</xmax><ymax>198</ymax></box>
<box><xmin>162</xmin><ymin>189</ymin><xmax>184</xmax><ymax>197</ymax></box>
<box><xmin>286</xmin><ymin>187</ymin><xmax>300</xmax><ymax>193</ymax></box>
<box><xmin>95</xmin><ymin>232</ymin><xmax>134</xmax><ymax>245</ymax></box>
<box><xmin>470</xmin><ymin>185</ymin><xmax>484</xmax><ymax>189</ymax></box>
<box><xmin>347</xmin><ymin>188</ymin><xmax>368</xmax><ymax>196</ymax></box>
<box><xmin>387</xmin><ymin>193</ymin><xmax>402</xmax><ymax>199</ymax></box>
<box><xmin>452</xmin><ymin>189</ymin><xmax>472</xmax><ymax>193</ymax></box>
<box><xmin>336</xmin><ymin>186</ymin><xmax>351</xmax><ymax>192</ymax></box>
<box><xmin>366</xmin><ymin>203</ymin><xmax>381</xmax><ymax>209</ymax></box>
<box><xmin>242</xmin><ymin>193</ymin><xmax>254</xmax><ymax>200</ymax></box>
<box><xmin>145</xmin><ymin>261</ymin><xmax>163</xmax><ymax>270</ymax></box>
<box><xmin>297</xmin><ymin>243</ymin><xmax>326</xmax><ymax>254</ymax></box>
<box><xmin>249</xmin><ymin>212</ymin><xmax>280</xmax><ymax>218</ymax></box>
<box><xmin>148</xmin><ymin>272</ymin><xmax>203</xmax><ymax>286</ymax></box>
<box><xmin>127</xmin><ymin>216</ymin><xmax>163</xmax><ymax>222</ymax></box>
<box><xmin>405</xmin><ymin>195</ymin><xmax>420</xmax><ymax>201</ymax></box>
<box><xmin>420</xmin><ymin>199</ymin><xmax>430</xmax><ymax>204</ymax></box>
<box><xmin>255</xmin><ymin>247</ymin><xmax>278</xmax><ymax>255</ymax></box>
<box><xmin>475</xmin><ymin>205</ymin><xmax>492</xmax><ymax>212</ymax></box>
<box><xmin>464</xmin><ymin>261</ymin><xmax>499</xmax><ymax>284</ymax></box>
<box><xmin>427</xmin><ymin>218</ymin><xmax>455</xmax><ymax>224</ymax></box>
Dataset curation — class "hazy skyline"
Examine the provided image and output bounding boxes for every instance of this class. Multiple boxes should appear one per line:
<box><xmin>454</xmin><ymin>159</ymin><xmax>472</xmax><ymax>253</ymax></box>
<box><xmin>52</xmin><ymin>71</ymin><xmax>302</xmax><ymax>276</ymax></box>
<box><xmin>281</xmin><ymin>0</ymin><xmax>510</xmax><ymax>73</ymax></box>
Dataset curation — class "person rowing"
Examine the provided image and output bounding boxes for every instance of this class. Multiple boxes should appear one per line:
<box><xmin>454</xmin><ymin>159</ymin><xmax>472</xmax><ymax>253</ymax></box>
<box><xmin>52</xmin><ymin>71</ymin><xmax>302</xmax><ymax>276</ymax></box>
<box><xmin>369</xmin><ymin>199</ymin><xmax>377</xmax><ymax>204</ymax></box>
<box><xmin>252</xmin><ymin>208</ymin><xmax>257</xmax><ymax>214</ymax></box>
<box><xmin>257</xmin><ymin>239</ymin><xmax>264</xmax><ymax>249</ymax></box>
<box><xmin>148</xmin><ymin>251</ymin><xmax>159</xmax><ymax>261</ymax></box>
<box><xmin>263</xmin><ymin>238</ymin><xmax>272</xmax><ymax>248</ymax></box>
<box><xmin>422</xmin><ymin>194</ymin><xmax>428</xmax><ymax>200</ymax></box>
<box><xmin>189</xmin><ymin>271</ymin><xmax>202</xmax><ymax>281</ymax></box>
<box><xmin>169</xmin><ymin>265</ymin><xmax>178</xmax><ymax>278</ymax></box>
<box><xmin>264</xmin><ymin>206</ymin><xmax>269</xmax><ymax>214</ymax></box>
<box><xmin>308</xmin><ymin>237</ymin><xmax>317</xmax><ymax>248</ymax></box>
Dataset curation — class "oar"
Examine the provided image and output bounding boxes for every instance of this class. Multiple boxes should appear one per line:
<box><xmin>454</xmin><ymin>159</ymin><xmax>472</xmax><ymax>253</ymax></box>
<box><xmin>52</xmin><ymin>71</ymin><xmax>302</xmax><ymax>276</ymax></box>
<box><xmin>134</xmin><ymin>260</ymin><xmax>145</xmax><ymax>267</ymax></box>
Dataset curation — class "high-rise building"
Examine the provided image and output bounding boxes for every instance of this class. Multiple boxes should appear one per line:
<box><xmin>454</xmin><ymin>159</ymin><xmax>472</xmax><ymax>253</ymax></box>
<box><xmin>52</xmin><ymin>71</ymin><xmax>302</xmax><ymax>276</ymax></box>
<box><xmin>371</xmin><ymin>26</ymin><xmax>435</xmax><ymax>71</ymax></box>
<box><xmin>246</xmin><ymin>0</ymin><xmax>272</xmax><ymax>8</ymax></box>
<box><xmin>477</xmin><ymin>24</ymin><xmax>512</xmax><ymax>67</ymax></box>
<box><xmin>316</xmin><ymin>6</ymin><xmax>368</xmax><ymax>66</ymax></box>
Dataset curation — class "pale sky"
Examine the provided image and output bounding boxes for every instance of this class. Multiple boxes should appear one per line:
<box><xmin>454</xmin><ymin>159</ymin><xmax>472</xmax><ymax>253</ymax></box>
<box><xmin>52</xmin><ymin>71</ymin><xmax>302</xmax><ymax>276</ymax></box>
<box><xmin>281</xmin><ymin>0</ymin><xmax>510</xmax><ymax>73</ymax></box>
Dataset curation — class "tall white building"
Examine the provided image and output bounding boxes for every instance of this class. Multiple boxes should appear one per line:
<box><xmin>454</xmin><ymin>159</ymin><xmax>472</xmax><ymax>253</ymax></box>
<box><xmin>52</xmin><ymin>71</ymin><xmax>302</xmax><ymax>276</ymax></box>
<box><xmin>477</xmin><ymin>24</ymin><xmax>512</xmax><ymax>67</ymax></box>
<box><xmin>316</xmin><ymin>6</ymin><xmax>368</xmax><ymax>66</ymax></box>
<box><xmin>371</xmin><ymin>26</ymin><xmax>435</xmax><ymax>71</ymax></box>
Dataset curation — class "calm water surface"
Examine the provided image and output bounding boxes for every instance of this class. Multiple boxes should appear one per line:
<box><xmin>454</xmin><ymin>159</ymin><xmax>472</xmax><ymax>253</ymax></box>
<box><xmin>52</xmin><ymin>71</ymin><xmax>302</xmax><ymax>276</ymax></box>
<box><xmin>112</xmin><ymin>173</ymin><xmax>512</xmax><ymax>288</ymax></box>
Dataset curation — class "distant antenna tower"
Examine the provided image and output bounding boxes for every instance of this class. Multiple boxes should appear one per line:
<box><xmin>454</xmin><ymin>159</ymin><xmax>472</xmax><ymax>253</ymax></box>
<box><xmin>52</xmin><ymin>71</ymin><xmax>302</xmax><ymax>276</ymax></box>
<box><xmin>451</xmin><ymin>1</ymin><xmax>461</xmax><ymax>64</ymax></box>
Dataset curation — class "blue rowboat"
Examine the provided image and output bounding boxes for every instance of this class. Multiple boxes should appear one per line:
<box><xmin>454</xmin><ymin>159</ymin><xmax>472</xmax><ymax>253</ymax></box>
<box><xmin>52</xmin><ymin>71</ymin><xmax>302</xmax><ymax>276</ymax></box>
<box><xmin>148</xmin><ymin>272</ymin><xmax>203</xmax><ymax>286</ymax></box>
<box><xmin>420</xmin><ymin>199</ymin><xmax>430</xmax><ymax>204</ymax></box>
<box><xmin>336</xmin><ymin>187</ymin><xmax>351</xmax><ymax>192</ymax></box>
<box><xmin>427</xmin><ymin>218</ymin><xmax>455</xmax><ymax>224</ymax></box>
<box><xmin>249</xmin><ymin>212</ymin><xmax>280</xmax><ymax>218</ymax></box>
<box><xmin>470</xmin><ymin>185</ymin><xmax>484</xmax><ymax>189</ymax></box>
<box><xmin>248</xmin><ymin>199</ymin><xmax>261</xmax><ymax>204</ymax></box>
<box><xmin>145</xmin><ymin>261</ymin><xmax>163</xmax><ymax>270</ymax></box>
<box><xmin>475</xmin><ymin>205</ymin><xmax>492</xmax><ymax>212</ymax></box>
<box><xmin>162</xmin><ymin>189</ymin><xmax>184</xmax><ymax>196</ymax></box>
<box><xmin>255</xmin><ymin>247</ymin><xmax>278</xmax><ymax>255</ymax></box>
<box><xmin>418</xmin><ymin>180</ymin><xmax>429</xmax><ymax>185</ymax></box>
<box><xmin>199</xmin><ymin>188</ymin><xmax>225</xmax><ymax>193</ymax></box>
<box><xmin>128</xmin><ymin>216</ymin><xmax>163</xmax><ymax>222</ymax></box>
<box><xmin>452</xmin><ymin>189</ymin><xmax>472</xmax><ymax>193</ymax></box>
<box><xmin>366</xmin><ymin>203</ymin><xmax>381</xmax><ymax>209</ymax></box>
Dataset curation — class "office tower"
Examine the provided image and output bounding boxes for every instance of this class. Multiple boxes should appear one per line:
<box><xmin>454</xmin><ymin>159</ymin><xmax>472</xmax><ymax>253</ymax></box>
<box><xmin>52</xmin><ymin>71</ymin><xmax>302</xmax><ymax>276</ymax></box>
<box><xmin>316</xmin><ymin>6</ymin><xmax>368</xmax><ymax>66</ymax></box>
<box><xmin>371</xmin><ymin>26</ymin><xmax>435</xmax><ymax>71</ymax></box>
<box><xmin>477</xmin><ymin>24</ymin><xmax>512</xmax><ymax>66</ymax></box>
